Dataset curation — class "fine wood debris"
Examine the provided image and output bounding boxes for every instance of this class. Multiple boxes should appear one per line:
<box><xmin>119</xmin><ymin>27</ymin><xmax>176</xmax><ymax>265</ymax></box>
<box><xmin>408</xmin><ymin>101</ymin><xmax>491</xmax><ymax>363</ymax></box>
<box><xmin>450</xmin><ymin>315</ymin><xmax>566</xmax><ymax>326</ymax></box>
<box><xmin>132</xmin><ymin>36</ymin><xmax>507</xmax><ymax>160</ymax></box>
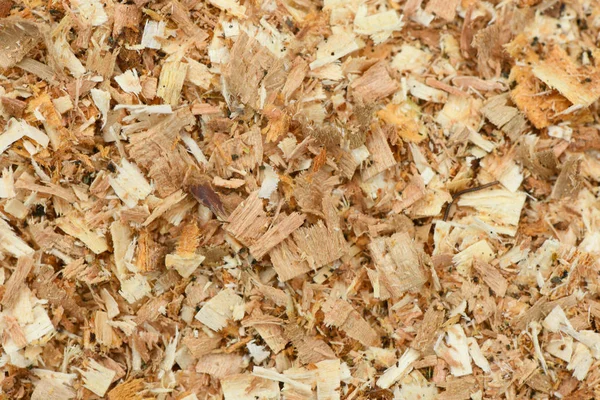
<box><xmin>0</xmin><ymin>0</ymin><xmax>600</xmax><ymax>399</ymax></box>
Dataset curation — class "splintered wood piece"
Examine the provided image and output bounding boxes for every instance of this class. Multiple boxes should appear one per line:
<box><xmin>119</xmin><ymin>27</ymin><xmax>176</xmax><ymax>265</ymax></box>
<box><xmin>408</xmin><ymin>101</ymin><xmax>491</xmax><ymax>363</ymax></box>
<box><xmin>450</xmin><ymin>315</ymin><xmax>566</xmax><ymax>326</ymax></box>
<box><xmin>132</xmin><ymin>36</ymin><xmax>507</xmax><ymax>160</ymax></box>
<box><xmin>157</xmin><ymin>61</ymin><xmax>188</xmax><ymax>106</ymax></box>
<box><xmin>292</xmin><ymin>220</ymin><xmax>348</xmax><ymax>269</ymax></box>
<box><xmin>316</xmin><ymin>359</ymin><xmax>341</xmax><ymax>400</ymax></box>
<box><xmin>322</xmin><ymin>296</ymin><xmax>381</xmax><ymax>347</ymax></box>
<box><xmin>284</xmin><ymin>323</ymin><xmax>337</xmax><ymax>365</ymax></box>
<box><xmin>249</xmin><ymin>212</ymin><xmax>306</xmax><ymax>260</ymax></box>
<box><xmin>221</xmin><ymin>374</ymin><xmax>279</xmax><ymax>400</ymax></box>
<box><xmin>368</xmin><ymin>232</ymin><xmax>427</xmax><ymax>297</ymax></box>
<box><xmin>551</xmin><ymin>156</ymin><xmax>582</xmax><ymax>199</ymax></box>
<box><xmin>532</xmin><ymin>45</ymin><xmax>600</xmax><ymax>107</ymax></box>
<box><xmin>243</xmin><ymin>316</ymin><xmax>288</xmax><ymax>354</ymax></box>
<box><xmin>425</xmin><ymin>0</ymin><xmax>460</xmax><ymax>21</ymax></box>
<box><xmin>108</xmin><ymin>159</ymin><xmax>153</xmax><ymax>208</ymax></box>
<box><xmin>481</xmin><ymin>94</ymin><xmax>528</xmax><ymax>139</ymax></box>
<box><xmin>1</xmin><ymin>255</ymin><xmax>34</xmax><ymax>308</ymax></box>
<box><xmin>455</xmin><ymin>188</ymin><xmax>526</xmax><ymax>236</ymax></box>
<box><xmin>195</xmin><ymin>288</ymin><xmax>244</xmax><ymax>331</ymax></box>
<box><xmin>412</xmin><ymin>305</ymin><xmax>445</xmax><ymax>353</ymax></box>
<box><xmin>0</xmin><ymin>19</ymin><xmax>41</xmax><ymax>69</ymax></box>
<box><xmin>377</xmin><ymin>348</ymin><xmax>420</xmax><ymax>389</ymax></box>
<box><xmin>56</xmin><ymin>213</ymin><xmax>109</xmax><ymax>254</ymax></box>
<box><xmin>226</xmin><ymin>191</ymin><xmax>270</xmax><ymax>245</ymax></box>
<box><xmin>113</xmin><ymin>4</ymin><xmax>141</xmax><ymax>36</ymax></box>
<box><xmin>269</xmin><ymin>238</ymin><xmax>311</xmax><ymax>281</ymax></box>
<box><xmin>169</xmin><ymin>0</ymin><xmax>208</xmax><ymax>45</ymax></box>
<box><xmin>1</xmin><ymin>118</ymin><xmax>49</xmax><ymax>154</ymax></box>
<box><xmin>3</xmin><ymin>0</ymin><xmax>600</xmax><ymax>397</ymax></box>
<box><xmin>362</xmin><ymin>124</ymin><xmax>396</xmax><ymax>180</ymax></box>
<box><xmin>93</xmin><ymin>311</ymin><xmax>121</xmax><ymax>348</ymax></box>
<box><xmin>351</xmin><ymin>61</ymin><xmax>399</xmax><ymax>103</ymax></box>
<box><xmin>434</xmin><ymin>324</ymin><xmax>472</xmax><ymax>377</ymax></box>
<box><xmin>196</xmin><ymin>353</ymin><xmax>244</xmax><ymax>378</ymax></box>
<box><xmin>437</xmin><ymin>376</ymin><xmax>478</xmax><ymax>400</ymax></box>
<box><xmin>473</xmin><ymin>261</ymin><xmax>508</xmax><ymax>297</ymax></box>
<box><xmin>224</xmin><ymin>32</ymin><xmax>287</xmax><ymax>109</ymax></box>
<box><xmin>79</xmin><ymin>360</ymin><xmax>116</xmax><ymax>397</ymax></box>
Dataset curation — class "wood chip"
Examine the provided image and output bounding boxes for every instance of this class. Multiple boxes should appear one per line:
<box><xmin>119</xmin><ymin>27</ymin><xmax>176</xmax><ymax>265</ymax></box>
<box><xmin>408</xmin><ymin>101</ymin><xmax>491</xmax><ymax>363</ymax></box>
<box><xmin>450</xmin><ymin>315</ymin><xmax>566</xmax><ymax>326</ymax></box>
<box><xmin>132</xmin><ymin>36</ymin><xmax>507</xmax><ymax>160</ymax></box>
<box><xmin>248</xmin><ymin>212</ymin><xmax>305</xmax><ymax>260</ymax></box>
<box><xmin>3</xmin><ymin>2</ymin><xmax>600</xmax><ymax>398</ymax></box>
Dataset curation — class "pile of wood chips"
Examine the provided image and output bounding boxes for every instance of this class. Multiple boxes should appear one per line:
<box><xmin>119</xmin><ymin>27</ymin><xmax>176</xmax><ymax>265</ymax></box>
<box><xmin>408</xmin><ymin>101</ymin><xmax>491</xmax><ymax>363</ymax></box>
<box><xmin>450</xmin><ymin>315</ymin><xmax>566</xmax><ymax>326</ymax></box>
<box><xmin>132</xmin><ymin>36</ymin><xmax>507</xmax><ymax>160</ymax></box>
<box><xmin>2</xmin><ymin>0</ymin><xmax>600</xmax><ymax>398</ymax></box>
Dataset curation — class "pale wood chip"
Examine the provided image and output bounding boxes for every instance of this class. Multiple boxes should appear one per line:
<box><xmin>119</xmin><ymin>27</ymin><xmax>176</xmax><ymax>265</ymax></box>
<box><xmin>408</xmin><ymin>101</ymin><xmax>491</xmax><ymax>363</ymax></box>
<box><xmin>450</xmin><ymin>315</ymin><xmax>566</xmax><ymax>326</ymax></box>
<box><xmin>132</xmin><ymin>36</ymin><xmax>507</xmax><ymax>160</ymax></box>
<box><xmin>0</xmin><ymin>19</ymin><xmax>41</xmax><ymax>69</ymax></box>
<box><xmin>412</xmin><ymin>305</ymin><xmax>445</xmax><ymax>353</ymax></box>
<box><xmin>351</xmin><ymin>61</ymin><xmax>398</xmax><ymax>103</ymax></box>
<box><xmin>424</xmin><ymin>0</ymin><xmax>460</xmax><ymax>21</ymax></box>
<box><xmin>284</xmin><ymin>323</ymin><xmax>337</xmax><ymax>365</ymax></box>
<box><xmin>551</xmin><ymin>156</ymin><xmax>582</xmax><ymax>199</ymax></box>
<box><xmin>196</xmin><ymin>353</ymin><xmax>244</xmax><ymax>378</ymax></box>
<box><xmin>269</xmin><ymin>238</ymin><xmax>311</xmax><ymax>281</ymax></box>
<box><xmin>168</xmin><ymin>0</ymin><xmax>209</xmax><ymax>45</ymax></box>
<box><xmin>362</xmin><ymin>124</ymin><xmax>396</xmax><ymax>181</ymax></box>
<box><xmin>322</xmin><ymin>296</ymin><xmax>380</xmax><ymax>347</ymax></box>
<box><xmin>157</xmin><ymin>61</ymin><xmax>188</xmax><ymax>106</ymax></box>
<box><xmin>226</xmin><ymin>191</ymin><xmax>270</xmax><ymax>246</ymax></box>
<box><xmin>224</xmin><ymin>32</ymin><xmax>287</xmax><ymax>110</ymax></box>
<box><xmin>249</xmin><ymin>212</ymin><xmax>306</xmax><ymax>260</ymax></box>
<box><xmin>437</xmin><ymin>376</ymin><xmax>478</xmax><ymax>400</ymax></box>
<box><xmin>368</xmin><ymin>232</ymin><xmax>427</xmax><ymax>298</ymax></box>
<box><xmin>473</xmin><ymin>261</ymin><xmax>508</xmax><ymax>297</ymax></box>
<box><xmin>113</xmin><ymin>4</ymin><xmax>141</xmax><ymax>36</ymax></box>
<box><xmin>1</xmin><ymin>255</ymin><xmax>33</xmax><ymax>308</ymax></box>
<box><xmin>221</xmin><ymin>374</ymin><xmax>279</xmax><ymax>400</ymax></box>
<box><xmin>243</xmin><ymin>314</ymin><xmax>288</xmax><ymax>354</ymax></box>
<box><xmin>182</xmin><ymin>333</ymin><xmax>222</xmax><ymax>358</ymax></box>
<box><xmin>532</xmin><ymin>45</ymin><xmax>600</xmax><ymax>107</ymax></box>
<box><xmin>481</xmin><ymin>94</ymin><xmax>528</xmax><ymax>140</ymax></box>
<box><xmin>195</xmin><ymin>288</ymin><xmax>244</xmax><ymax>331</ymax></box>
<box><xmin>316</xmin><ymin>359</ymin><xmax>341</xmax><ymax>400</ymax></box>
<box><xmin>93</xmin><ymin>311</ymin><xmax>121</xmax><ymax>348</ymax></box>
<box><xmin>56</xmin><ymin>213</ymin><xmax>109</xmax><ymax>254</ymax></box>
<box><xmin>282</xmin><ymin>57</ymin><xmax>309</xmax><ymax>100</ymax></box>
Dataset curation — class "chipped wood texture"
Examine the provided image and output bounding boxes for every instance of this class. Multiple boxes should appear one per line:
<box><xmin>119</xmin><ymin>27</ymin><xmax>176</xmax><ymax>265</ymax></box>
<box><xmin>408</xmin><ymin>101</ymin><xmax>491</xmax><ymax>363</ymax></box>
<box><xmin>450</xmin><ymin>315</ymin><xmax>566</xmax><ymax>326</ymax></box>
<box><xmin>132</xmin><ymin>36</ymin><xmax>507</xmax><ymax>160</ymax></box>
<box><xmin>362</xmin><ymin>124</ymin><xmax>396</xmax><ymax>180</ymax></box>
<box><xmin>1</xmin><ymin>255</ymin><xmax>33</xmax><ymax>308</ymax></box>
<box><xmin>425</xmin><ymin>0</ymin><xmax>460</xmax><ymax>21</ymax></box>
<box><xmin>226</xmin><ymin>191</ymin><xmax>269</xmax><ymax>245</ymax></box>
<box><xmin>2</xmin><ymin>1</ymin><xmax>600</xmax><ymax>398</ymax></box>
<box><xmin>350</xmin><ymin>61</ymin><xmax>399</xmax><ymax>103</ymax></box>
<box><xmin>0</xmin><ymin>19</ymin><xmax>41</xmax><ymax>69</ymax></box>
<box><xmin>221</xmin><ymin>374</ymin><xmax>279</xmax><ymax>400</ymax></box>
<box><xmin>369</xmin><ymin>232</ymin><xmax>427</xmax><ymax>298</ymax></box>
<box><xmin>473</xmin><ymin>261</ymin><xmax>508</xmax><ymax>297</ymax></box>
<box><xmin>271</xmin><ymin>219</ymin><xmax>347</xmax><ymax>281</ymax></box>
<box><xmin>157</xmin><ymin>61</ymin><xmax>188</xmax><ymax>106</ymax></box>
<box><xmin>195</xmin><ymin>288</ymin><xmax>243</xmax><ymax>331</ymax></box>
<box><xmin>322</xmin><ymin>296</ymin><xmax>381</xmax><ymax>347</ymax></box>
<box><xmin>224</xmin><ymin>32</ymin><xmax>287</xmax><ymax>110</ymax></box>
<box><xmin>248</xmin><ymin>212</ymin><xmax>306</xmax><ymax>260</ymax></box>
<box><xmin>532</xmin><ymin>45</ymin><xmax>600</xmax><ymax>107</ymax></box>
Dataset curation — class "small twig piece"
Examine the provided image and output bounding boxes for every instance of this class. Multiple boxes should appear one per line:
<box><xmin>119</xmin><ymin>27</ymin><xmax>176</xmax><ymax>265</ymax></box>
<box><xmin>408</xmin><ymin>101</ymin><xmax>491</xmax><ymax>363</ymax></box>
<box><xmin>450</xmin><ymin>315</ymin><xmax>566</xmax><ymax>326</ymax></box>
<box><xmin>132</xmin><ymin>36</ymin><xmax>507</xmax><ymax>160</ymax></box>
<box><xmin>443</xmin><ymin>181</ymin><xmax>500</xmax><ymax>221</ymax></box>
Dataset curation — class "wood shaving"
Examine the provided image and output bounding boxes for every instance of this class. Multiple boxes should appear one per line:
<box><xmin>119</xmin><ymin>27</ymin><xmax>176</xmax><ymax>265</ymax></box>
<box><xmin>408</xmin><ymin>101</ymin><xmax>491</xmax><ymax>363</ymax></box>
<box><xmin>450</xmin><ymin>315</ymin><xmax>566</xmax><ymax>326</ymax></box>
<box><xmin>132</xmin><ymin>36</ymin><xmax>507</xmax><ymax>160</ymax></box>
<box><xmin>2</xmin><ymin>1</ymin><xmax>600</xmax><ymax>398</ymax></box>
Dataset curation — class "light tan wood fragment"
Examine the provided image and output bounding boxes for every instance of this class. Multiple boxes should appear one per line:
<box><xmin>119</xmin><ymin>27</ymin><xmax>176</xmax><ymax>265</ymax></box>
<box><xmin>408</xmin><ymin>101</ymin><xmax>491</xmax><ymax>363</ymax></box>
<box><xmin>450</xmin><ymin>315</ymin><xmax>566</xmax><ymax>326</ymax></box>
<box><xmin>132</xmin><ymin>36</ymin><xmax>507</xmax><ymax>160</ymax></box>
<box><xmin>322</xmin><ymin>297</ymin><xmax>381</xmax><ymax>347</ymax></box>
<box><xmin>249</xmin><ymin>212</ymin><xmax>305</xmax><ymax>260</ymax></box>
<box><xmin>351</xmin><ymin>61</ymin><xmax>398</xmax><ymax>103</ymax></box>
<box><xmin>473</xmin><ymin>261</ymin><xmax>508</xmax><ymax>297</ymax></box>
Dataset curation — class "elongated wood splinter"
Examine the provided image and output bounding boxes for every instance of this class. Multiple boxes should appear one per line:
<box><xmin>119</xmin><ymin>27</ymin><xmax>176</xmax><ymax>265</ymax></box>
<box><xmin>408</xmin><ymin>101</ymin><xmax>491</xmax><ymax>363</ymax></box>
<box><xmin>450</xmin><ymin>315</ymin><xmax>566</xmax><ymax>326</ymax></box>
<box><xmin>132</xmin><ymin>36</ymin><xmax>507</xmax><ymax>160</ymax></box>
<box><xmin>443</xmin><ymin>181</ymin><xmax>500</xmax><ymax>221</ymax></box>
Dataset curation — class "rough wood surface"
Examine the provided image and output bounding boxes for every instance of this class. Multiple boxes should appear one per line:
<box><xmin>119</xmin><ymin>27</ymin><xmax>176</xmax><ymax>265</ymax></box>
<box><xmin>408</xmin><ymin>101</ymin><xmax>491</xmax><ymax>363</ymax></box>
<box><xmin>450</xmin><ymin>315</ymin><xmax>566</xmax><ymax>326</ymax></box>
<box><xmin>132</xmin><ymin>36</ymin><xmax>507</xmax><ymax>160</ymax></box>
<box><xmin>1</xmin><ymin>0</ymin><xmax>600</xmax><ymax>399</ymax></box>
